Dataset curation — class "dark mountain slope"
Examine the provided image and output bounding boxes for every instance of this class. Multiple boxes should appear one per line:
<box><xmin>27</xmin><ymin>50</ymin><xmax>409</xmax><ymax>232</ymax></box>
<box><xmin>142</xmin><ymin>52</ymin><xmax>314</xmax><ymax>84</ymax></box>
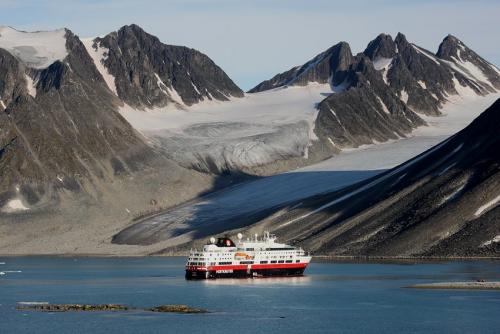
<box><xmin>255</xmin><ymin>99</ymin><xmax>500</xmax><ymax>257</ymax></box>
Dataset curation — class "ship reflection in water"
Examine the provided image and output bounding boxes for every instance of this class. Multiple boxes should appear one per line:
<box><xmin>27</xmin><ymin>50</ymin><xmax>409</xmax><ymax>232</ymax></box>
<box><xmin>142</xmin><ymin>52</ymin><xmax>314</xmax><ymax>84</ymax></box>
<box><xmin>202</xmin><ymin>275</ymin><xmax>312</xmax><ymax>286</ymax></box>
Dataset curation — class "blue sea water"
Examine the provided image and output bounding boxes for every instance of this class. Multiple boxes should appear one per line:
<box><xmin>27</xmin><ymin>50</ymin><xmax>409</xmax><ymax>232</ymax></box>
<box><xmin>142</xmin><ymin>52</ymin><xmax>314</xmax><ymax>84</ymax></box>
<box><xmin>0</xmin><ymin>257</ymin><xmax>499</xmax><ymax>334</ymax></box>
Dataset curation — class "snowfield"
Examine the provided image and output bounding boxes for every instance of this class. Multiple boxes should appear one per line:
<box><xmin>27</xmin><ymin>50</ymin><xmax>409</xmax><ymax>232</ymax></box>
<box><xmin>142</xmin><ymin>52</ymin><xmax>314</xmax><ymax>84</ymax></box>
<box><xmin>82</xmin><ymin>38</ymin><xmax>118</xmax><ymax>95</ymax></box>
<box><xmin>120</xmin><ymin>83</ymin><xmax>331</xmax><ymax>172</ymax></box>
<box><xmin>0</xmin><ymin>26</ymin><xmax>67</xmax><ymax>68</ymax></box>
<box><xmin>1</xmin><ymin>198</ymin><xmax>29</xmax><ymax>213</ymax></box>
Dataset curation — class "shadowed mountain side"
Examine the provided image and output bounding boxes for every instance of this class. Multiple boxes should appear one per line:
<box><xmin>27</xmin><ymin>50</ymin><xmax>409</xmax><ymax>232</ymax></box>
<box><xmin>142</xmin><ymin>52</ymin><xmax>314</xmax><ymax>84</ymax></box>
<box><xmin>112</xmin><ymin>170</ymin><xmax>383</xmax><ymax>246</ymax></box>
<box><xmin>222</xmin><ymin>99</ymin><xmax>500</xmax><ymax>257</ymax></box>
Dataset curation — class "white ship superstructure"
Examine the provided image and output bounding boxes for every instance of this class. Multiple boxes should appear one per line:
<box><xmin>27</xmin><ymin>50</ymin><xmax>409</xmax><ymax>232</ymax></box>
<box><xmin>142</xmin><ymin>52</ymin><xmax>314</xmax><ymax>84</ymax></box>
<box><xmin>185</xmin><ymin>232</ymin><xmax>311</xmax><ymax>279</ymax></box>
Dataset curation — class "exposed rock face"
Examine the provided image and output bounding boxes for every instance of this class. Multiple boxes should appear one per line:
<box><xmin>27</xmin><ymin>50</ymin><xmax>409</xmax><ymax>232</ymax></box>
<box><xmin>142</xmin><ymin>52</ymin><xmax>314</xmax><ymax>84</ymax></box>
<box><xmin>363</xmin><ymin>33</ymin><xmax>397</xmax><ymax>59</ymax></box>
<box><xmin>315</xmin><ymin>56</ymin><xmax>425</xmax><ymax>148</ymax></box>
<box><xmin>251</xmin><ymin>32</ymin><xmax>500</xmax><ymax>150</ymax></box>
<box><xmin>90</xmin><ymin>24</ymin><xmax>243</xmax><ymax>108</ymax></box>
<box><xmin>252</xmin><ymin>99</ymin><xmax>500</xmax><ymax>257</ymax></box>
<box><xmin>248</xmin><ymin>42</ymin><xmax>354</xmax><ymax>92</ymax></box>
<box><xmin>0</xmin><ymin>29</ymin><xmax>153</xmax><ymax>205</ymax></box>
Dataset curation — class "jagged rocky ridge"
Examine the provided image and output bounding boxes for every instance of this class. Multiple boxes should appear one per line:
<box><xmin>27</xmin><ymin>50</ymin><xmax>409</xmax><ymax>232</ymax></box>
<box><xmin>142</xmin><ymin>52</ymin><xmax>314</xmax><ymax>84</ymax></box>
<box><xmin>85</xmin><ymin>24</ymin><xmax>243</xmax><ymax>109</ymax></box>
<box><xmin>239</xmin><ymin>99</ymin><xmax>500</xmax><ymax>257</ymax></box>
<box><xmin>251</xmin><ymin>33</ymin><xmax>500</xmax><ymax>148</ymax></box>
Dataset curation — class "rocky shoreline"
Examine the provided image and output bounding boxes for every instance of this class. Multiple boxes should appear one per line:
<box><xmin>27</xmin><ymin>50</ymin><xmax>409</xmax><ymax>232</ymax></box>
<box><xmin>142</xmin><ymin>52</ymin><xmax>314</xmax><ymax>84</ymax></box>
<box><xmin>407</xmin><ymin>281</ymin><xmax>500</xmax><ymax>290</ymax></box>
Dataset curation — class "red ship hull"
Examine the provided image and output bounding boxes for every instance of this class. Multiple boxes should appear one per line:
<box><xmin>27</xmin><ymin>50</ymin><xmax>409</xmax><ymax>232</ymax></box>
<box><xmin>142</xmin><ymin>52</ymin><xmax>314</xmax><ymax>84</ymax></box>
<box><xmin>185</xmin><ymin>263</ymin><xmax>308</xmax><ymax>279</ymax></box>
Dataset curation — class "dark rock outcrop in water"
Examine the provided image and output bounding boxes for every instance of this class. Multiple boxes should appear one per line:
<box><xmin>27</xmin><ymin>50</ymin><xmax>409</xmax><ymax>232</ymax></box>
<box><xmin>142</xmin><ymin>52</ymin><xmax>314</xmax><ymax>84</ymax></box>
<box><xmin>251</xmin><ymin>99</ymin><xmax>500</xmax><ymax>257</ymax></box>
<box><xmin>16</xmin><ymin>303</ymin><xmax>208</xmax><ymax>313</ymax></box>
<box><xmin>250</xmin><ymin>33</ymin><xmax>500</xmax><ymax>148</ymax></box>
<box><xmin>149</xmin><ymin>305</ymin><xmax>208</xmax><ymax>313</ymax></box>
<box><xmin>17</xmin><ymin>304</ymin><xmax>130</xmax><ymax>312</ymax></box>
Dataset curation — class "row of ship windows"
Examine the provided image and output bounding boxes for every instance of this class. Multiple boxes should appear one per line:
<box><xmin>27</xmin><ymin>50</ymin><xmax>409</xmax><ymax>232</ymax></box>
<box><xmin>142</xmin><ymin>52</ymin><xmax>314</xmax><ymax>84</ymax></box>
<box><xmin>190</xmin><ymin>255</ymin><xmax>295</xmax><ymax>261</ymax></box>
<box><xmin>187</xmin><ymin>260</ymin><xmax>300</xmax><ymax>266</ymax></box>
<box><xmin>236</xmin><ymin>248</ymin><xmax>295</xmax><ymax>251</ymax></box>
<box><xmin>260</xmin><ymin>260</ymin><xmax>299</xmax><ymax>264</ymax></box>
<box><xmin>192</xmin><ymin>250</ymin><xmax>298</xmax><ymax>256</ymax></box>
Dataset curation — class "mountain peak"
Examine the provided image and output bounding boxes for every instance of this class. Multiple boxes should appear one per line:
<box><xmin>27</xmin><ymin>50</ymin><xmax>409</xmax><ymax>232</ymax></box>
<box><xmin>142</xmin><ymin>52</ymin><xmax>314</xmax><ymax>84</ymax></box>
<box><xmin>436</xmin><ymin>34</ymin><xmax>466</xmax><ymax>60</ymax></box>
<box><xmin>364</xmin><ymin>33</ymin><xmax>396</xmax><ymax>59</ymax></box>
<box><xmin>248</xmin><ymin>41</ymin><xmax>354</xmax><ymax>92</ymax></box>
<box><xmin>114</xmin><ymin>23</ymin><xmax>157</xmax><ymax>43</ymax></box>
<box><xmin>92</xmin><ymin>24</ymin><xmax>243</xmax><ymax>107</ymax></box>
<box><xmin>436</xmin><ymin>34</ymin><xmax>500</xmax><ymax>90</ymax></box>
<box><xmin>394</xmin><ymin>32</ymin><xmax>408</xmax><ymax>45</ymax></box>
<box><xmin>118</xmin><ymin>23</ymin><xmax>146</xmax><ymax>35</ymax></box>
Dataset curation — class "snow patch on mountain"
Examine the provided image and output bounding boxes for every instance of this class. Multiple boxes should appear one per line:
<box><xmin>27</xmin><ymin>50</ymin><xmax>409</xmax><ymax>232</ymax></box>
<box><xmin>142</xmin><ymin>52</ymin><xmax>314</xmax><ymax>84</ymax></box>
<box><xmin>81</xmin><ymin>38</ymin><xmax>117</xmax><ymax>95</ymax></box>
<box><xmin>482</xmin><ymin>235</ymin><xmax>500</xmax><ymax>247</ymax></box>
<box><xmin>452</xmin><ymin>77</ymin><xmax>479</xmax><ymax>99</ymax></box>
<box><xmin>475</xmin><ymin>194</ymin><xmax>500</xmax><ymax>217</ymax></box>
<box><xmin>400</xmin><ymin>90</ymin><xmax>409</xmax><ymax>103</ymax></box>
<box><xmin>25</xmin><ymin>74</ymin><xmax>37</xmax><ymax>97</ymax></box>
<box><xmin>376</xmin><ymin>96</ymin><xmax>390</xmax><ymax>114</ymax></box>
<box><xmin>373</xmin><ymin>57</ymin><xmax>392</xmax><ymax>71</ymax></box>
<box><xmin>414</xmin><ymin>90</ymin><xmax>499</xmax><ymax>137</ymax></box>
<box><xmin>439</xmin><ymin>183</ymin><xmax>466</xmax><ymax>206</ymax></box>
<box><xmin>0</xmin><ymin>26</ymin><xmax>67</xmax><ymax>68</ymax></box>
<box><xmin>412</xmin><ymin>44</ymin><xmax>440</xmax><ymax>65</ymax></box>
<box><xmin>453</xmin><ymin>58</ymin><xmax>491</xmax><ymax>84</ymax></box>
<box><xmin>153</xmin><ymin>73</ymin><xmax>184</xmax><ymax>106</ymax></box>
<box><xmin>2</xmin><ymin>198</ymin><xmax>29</xmax><ymax>213</ymax></box>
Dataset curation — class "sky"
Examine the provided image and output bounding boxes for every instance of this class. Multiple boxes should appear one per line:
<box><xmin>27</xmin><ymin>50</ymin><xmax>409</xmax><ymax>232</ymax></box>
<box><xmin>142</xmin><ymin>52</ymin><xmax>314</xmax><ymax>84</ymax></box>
<box><xmin>1</xmin><ymin>0</ymin><xmax>499</xmax><ymax>91</ymax></box>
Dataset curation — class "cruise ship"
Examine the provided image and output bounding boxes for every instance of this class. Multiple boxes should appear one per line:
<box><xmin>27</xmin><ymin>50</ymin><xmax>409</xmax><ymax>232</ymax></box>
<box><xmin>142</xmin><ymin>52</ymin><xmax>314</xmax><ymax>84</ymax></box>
<box><xmin>185</xmin><ymin>232</ymin><xmax>311</xmax><ymax>279</ymax></box>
